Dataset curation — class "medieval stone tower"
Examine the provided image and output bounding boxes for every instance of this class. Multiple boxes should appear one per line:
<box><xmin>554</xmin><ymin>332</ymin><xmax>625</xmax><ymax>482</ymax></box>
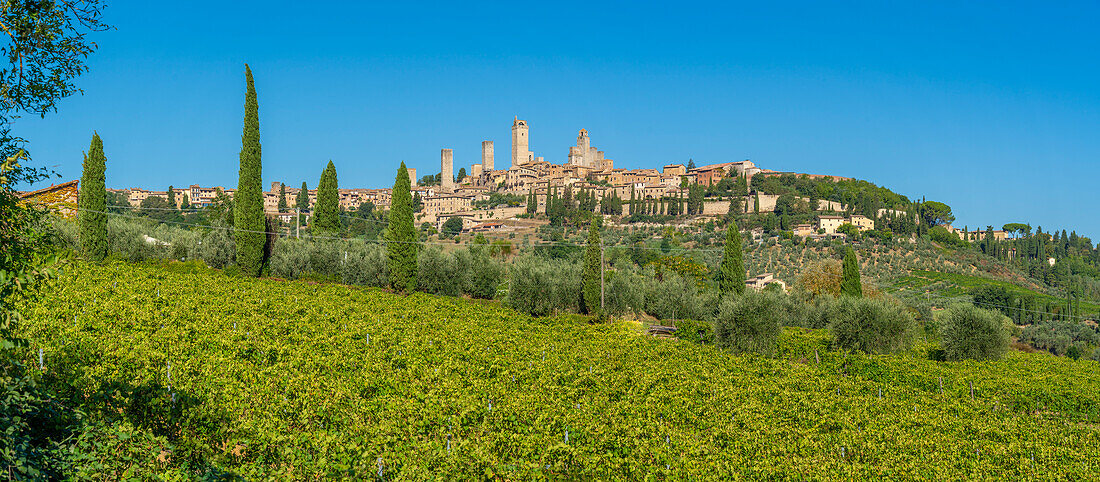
<box><xmin>482</xmin><ymin>140</ymin><xmax>494</xmax><ymax>171</ymax></box>
<box><xmin>511</xmin><ymin>117</ymin><xmax>532</xmax><ymax>169</ymax></box>
<box><xmin>441</xmin><ymin>148</ymin><xmax>454</xmax><ymax>191</ymax></box>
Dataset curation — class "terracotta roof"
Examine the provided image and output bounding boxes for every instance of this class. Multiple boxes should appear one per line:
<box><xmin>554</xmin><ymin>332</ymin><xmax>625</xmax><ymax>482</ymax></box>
<box><xmin>17</xmin><ymin>179</ymin><xmax>78</xmax><ymax>199</ymax></box>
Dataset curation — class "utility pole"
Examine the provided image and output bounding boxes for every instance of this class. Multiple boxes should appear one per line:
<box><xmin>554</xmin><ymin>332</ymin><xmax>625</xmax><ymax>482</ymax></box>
<box><xmin>296</xmin><ymin>207</ymin><xmax>300</xmax><ymax>239</ymax></box>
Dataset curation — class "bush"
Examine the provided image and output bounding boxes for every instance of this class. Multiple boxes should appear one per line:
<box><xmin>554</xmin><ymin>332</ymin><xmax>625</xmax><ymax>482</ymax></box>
<box><xmin>269</xmin><ymin>238</ymin><xmax>311</xmax><ymax>279</ymax></box>
<box><xmin>714</xmin><ymin>291</ymin><xmax>784</xmax><ymax>355</ymax></box>
<box><xmin>826</xmin><ymin>296</ymin><xmax>916</xmax><ymax>354</ymax></box>
<box><xmin>603</xmin><ymin>269</ymin><xmax>645</xmax><ymax>316</ymax></box>
<box><xmin>674</xmin><ymin>318</ymin><xmax>714</xmax><ymax>345</ymax></box>
<box><xmin>198</xmin><ymin>222</ymin><xmax>235</xmax><ymax>269</ymax></box>
<box><xmin>417</xmin><ymin>247</ymin><xmax>461</xmax><ymax>296</ymax></box>
<box><xmin>939</xmin><ymin>304</ymin><xmax>1011</xmax><ymax>361</ymax></box>
<box><xmin>108</xmin><ymin>217</ymin><xmax>164</xmax><ymax>263</ymax></box>
<box><xmin>342</xmin><ymin>242</ymin><xmax>388</xmax><ymax>288</ymax></box>
<box><xmin>643</xmin><ymin>272</ymin><xmax>717</xmax><ymax>322</ymax></box>
<box><xmin>507</xmin><ymin>256</ymin><xmax>581</xmax><ymax>316</ymax></box>
<box><xmin>457</xmin><ymin>248</ymin><xmax>504</xmax><ymax>299</ymax></box>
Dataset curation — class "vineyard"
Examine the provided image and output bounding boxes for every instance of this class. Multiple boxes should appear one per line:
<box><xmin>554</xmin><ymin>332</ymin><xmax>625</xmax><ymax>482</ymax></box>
<box><xmin>15</xmin><ymin>261</ymin><xmax>1100</xmax><ymax>478</ymax></box>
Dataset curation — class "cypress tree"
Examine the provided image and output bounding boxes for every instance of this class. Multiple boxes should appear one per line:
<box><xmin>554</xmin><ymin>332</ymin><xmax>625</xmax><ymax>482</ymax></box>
<box><xmin>841</xmin><ymin>247</ymin><xmax>863</xmax><ymax>297</ymax></box>
<box><xmin>387</xmin><ymin>162</ymin><xmax>418</xmax><ymax>292</ymax></box>
<box><xmin>583</xmin><ymin>216</ymin><xmax>603</xmax><ymax>315</ymax></box>
<box><xmin>180</xmin><ymin>193</ymin><xmax>191</xmax><ymax>210</ymax></box>
<box><xmin>78</xmin><ymin>132</ymin><xmax>107</xmax><ymax>261</ymax></box>
<box><xmin>314</xmin><ymin>160</ymin><xmax>340</xmax><ymax>234</ymax></box>
<box><xmin>296</xmin><ymin>182</ymin><xmax>310</xmax><ymax>212</ymax></box>
<box><xmin>167</xmin><ymin>185</ymin><xmax>176</xmax><ymax>207</ymax></box>
<box><xmin>526</xmin><ymin>189</ymin><xmax>536</xmax><ymax>215</ymax></box>
<box><xmin>235</xmin><ymin>64</ymin><xmax>265</xmax><ymax>277</ymax></box>
<box><xmin>753</xmin><ymin>192</ymin><xmax>760</xmax><ymax>213</ymax></box>
<box><xmin>718</xmin><ymin>221</ymin><xmax>745</xmax><ymax>295</ymax></box>
<box><xmin>277</xmin><ymin>183</ymin><xmax>288</xmax><ymax>212</ymax></box>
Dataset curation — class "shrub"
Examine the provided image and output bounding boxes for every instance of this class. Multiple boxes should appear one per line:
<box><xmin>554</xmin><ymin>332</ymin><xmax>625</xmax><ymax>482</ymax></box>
<box><xmin>826</xmin><ymin>296</ymin><xmax>916</xmax><ymax>354</ymax></box>
<box><xmin>715</xmin><ymin>291</ymin><xmax>784</xmax><ymax>355</ymax></box>
<box><xmin>198</xmin><ymin>222</ymin><xmax>235</xmax><ymax>269</ymax></box>
<box><xmin>507</xmin><ymin>256</ymin><xmax>581</xmax><ymax>316</ymax></box>
<box><xmin>342</xmin><ymin>243</ymin><xmax>388</xmax><ymax>288</ymax></box>
<box><xmin>674</xmin><ymin>318</ymin><xmax>714</xmax><ymax>345</ymax></box>
<box><xmin>643</xmin><ymin>272</ymin><xmax>717</xmax><ymax>322</ymax></box>
<box><xmin>269</xmin><ymin>238</ymin><xmax>311</xmax><ymax>279</ymax></box>
<box><xmin>939</xmin><ymin>304</ymin><xmax>1011</xmax><ymax>361</ymax></box>
<box><xmin>107</xmin><ymin>217</ymin><xmax>164</xmax><ymax>263</ymax></box>
<box><xmin>417</xmin><ymin>247</ymin><xmax>461</xmax><ymax>296</ymax></box>
<box><xmin>457</xmin><ymin>248</ymin><xmax>504</xmax><ymax>299</ymax></box>
<box><xmin>603</xmin><ymin>269</ymin><xmax>645</xmax><ymax>316</ymax></box>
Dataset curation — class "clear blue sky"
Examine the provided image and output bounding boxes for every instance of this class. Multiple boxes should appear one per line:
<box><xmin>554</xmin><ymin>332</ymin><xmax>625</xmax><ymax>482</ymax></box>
<box><xmin>17</xmin><ymin>1</ymin><xmax>1100</xmax><ymax>239</ymax></box>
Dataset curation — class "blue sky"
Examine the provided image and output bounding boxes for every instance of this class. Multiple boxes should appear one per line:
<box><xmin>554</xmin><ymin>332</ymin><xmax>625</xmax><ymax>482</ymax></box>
<box><xmin>16</xmin><ymin>1</ymin><xmax>1100</xmax><ymax>238</ymax></box>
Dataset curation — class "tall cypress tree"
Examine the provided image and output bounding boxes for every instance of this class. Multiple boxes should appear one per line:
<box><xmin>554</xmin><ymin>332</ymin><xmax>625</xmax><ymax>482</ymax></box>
<box><xmin>277</xmin><ymin>183</ymin><xmax>288</xmax><ymax>212</ymax></box>
<box><xmin>235</xmin><ymin>64</ymin><xmax>265</xmax><ymax>276</ymax></box>
<box><xmin>167</xmin><ymin>185</ymin><xmax>176</xmax><ymax>207</ymax></box>
<box><xmin>841</xmin><ymin>247</ymin><xmax>863</xmax><ymax>297</ymax></box>
<box><xmin>78</xmin><ymin>132</ymin><xmax>107</xmax><ymax>261</ymax></box>
<box><xmin>753</xmin><ymin>192</ymin><xmax>760</xmax><ymax>213</ymax></box>
<box><xmin>296</xmin><ymin>182</ymin><xmax>309</xmax><ymax>212</ymax></box>
<box><xmin>387</xmin><ymin>162</ymin><xmax>418</xmax><ymax>292</ymax></box>
<box><xmin>526</xmin><ymin>189</ymin><xmax>536</xmax><ymax>215</ymax></box>
<box><xmin>314</xmin><ymin>161</ymin><xmax>340</xmax><ymax>234</ymax></box>
<box><xmin>583</xmin><ymin>217</ymin><xmax>603</xmax><ymax>315</ymax></box>
<box><xmin>718</xmin><ymin>221</ymin><xmax>745</xmax><ymax>294</ymax></box>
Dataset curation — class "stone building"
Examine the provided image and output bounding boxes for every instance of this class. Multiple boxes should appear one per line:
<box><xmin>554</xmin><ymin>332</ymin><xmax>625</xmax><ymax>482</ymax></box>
<box><xmin>511</xmin><ymin>117</ymin><xmax>533</xmax><ymax>168</ymax></box>
<box><xmin>567</xmin><ymin>129</ymin><xmax>605</xmax><ymax>169</ymax></box>
<box><xmin>19</xmin><ymin>180</ymin><xmax>79</xmax><ymax>218</ymax></box>
<box><xmin>441</xmin><ymin>148</ymin><xmax>454</xmax><ymax>191</ymax></box>
<box><xmin>482</xmin><ymin>140</ymin><xmax>494</xmax><ymax>171</ymax></box>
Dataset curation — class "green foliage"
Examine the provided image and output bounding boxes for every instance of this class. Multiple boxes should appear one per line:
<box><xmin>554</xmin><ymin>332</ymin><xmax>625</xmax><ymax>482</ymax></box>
<box><xmin>715</xmin><ymin>291</ymin><xmax>784</xmax><ymax>355</ymax></box>
<box><xmin>313</xmin><ymin>160</ymin><xmax>340</xmax><ymax>234</ymax></box>
<box><xmin>582</xmin><ymin>219</ymin><xmax>602</xmax><ymax>315</ymax></box>
<box><xmin>78</xmin><ymin>132</ymin><xmax>107</xmax><ymax>261</ymax></box>
<box><xmin>296</xmin><ymin>181</ymin><xmax>309</xmax><ymax>212</ymax></box>
<box><xmin>718</xmin><ymin>222</ymin><xmax>745</xmax><ymax>295</ymax></box>
<box><xmin>929</xmin><ymin>225</ymin><xmax>966</xmax><ymax>247</ymax></box>
<box><xmin>826</xmin><ymin>296</ymin><xmax>916</xmax><ymax>354</ymax></box>
<box><xmin>386</xmin><ymin>162</ymin><xmax>418</xmax><ymax>292</ymax></box>
<box><xmin>939</xmin><ymin>305</ymin><xmax>1011</xmax><ymax>361</ymax></box>
<box><xmin>440</xmin><ymin>216</ymin><xmax>463</xmax><ymax>238</ymax></box>
<box><xmin>507</xmin><ymin>255</ymin><xmax>581</xmax><ymax>316</ymax></box>
<box><xmin>840</xmin><ymin>247</ymin><xmax>862</xmax><ymax>297</ymax></box>
<box><xmin>277</xmin><ymin>183</ymin><xmax>288</xmax><ymax>212</ymax></box>
<box><xmin>416</xmin><ymin>247</ymin><xmax>461</xmax><ymax>296</ymax></box>
<box><xmin>1020</xmin><ymin>320</ymin><xmax>1100</xmax><ymax>358</ymax></box>
<box><xmin>234</xmin><ymin>65</ymin><xmax>265</xmax><ymax>276</ymax></box>
<box><xmin>12</xmin><ymin>261</ymin><xmax>1100</xmax><ymax>478</ymax></box>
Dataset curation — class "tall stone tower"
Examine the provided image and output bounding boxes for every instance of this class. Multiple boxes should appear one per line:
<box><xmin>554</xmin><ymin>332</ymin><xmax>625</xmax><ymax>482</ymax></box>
<box><xmin>482</xmin><ymin>140</ymin><xmax>494</xmax><ymax>171</ymax></box>
<box><xmin>511</xmin><ymin>117</ymin><xmax>531</xmax><ymax>169</ymax></box>
<box><xmin>441</xmin><ymin>148</ymin><xmax>454</xmax><ymax>191</ymax></box>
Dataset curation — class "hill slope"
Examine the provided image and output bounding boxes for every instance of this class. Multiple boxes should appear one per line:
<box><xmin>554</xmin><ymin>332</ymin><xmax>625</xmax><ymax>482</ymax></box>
<box><xmin>18</xmin><ymin>261</ymin><xmax>1100</xmax><ymax>478</ymax></box>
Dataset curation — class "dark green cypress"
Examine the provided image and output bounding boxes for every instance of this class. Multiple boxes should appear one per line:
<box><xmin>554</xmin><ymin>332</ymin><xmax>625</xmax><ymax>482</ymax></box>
<box><xmin>296</xmin><ymin>182</ymin><xmax>309</xmax><ymax>212</ymax></box>
<box><xmin>78</xmin><ymin>132</ymin><xmax>107</xmax><ymax>261</ymax></box>
<box><xmin>235</xmin><ymin>64</ymin><xmax>265</xmax><ymax>276</ymax></box>
<box><xmin>314</xmin><ymin>160</ymin><xmax>340</xmax><ymax>234</ymax></box>
<box><xmin>583</xmin><ymin>217</ymin><xmax>603</xmax><ymax>315</ymax></box>
<box><xmin>718</xmin><ymin>221</ymin><xmax>745</xmax><ymax>294</ymax></box>
<box><xmin>387</xmin><ymin>162</ymin><xmax>418</xmax><ymax>292</ymax></box>
<box><xmin>841</xmin><ymin>247</ymin><xmax>863</xmax><ymax>297</ymax></box>
<box><xmin>167</xmin><ymin>185</ymin><xmax>176</xmax><ymax>207</ymax></box>
<box><xmin>277</xmin><ymin>183</ymin><xmax>288</xmax><ymax>212</ymax></box>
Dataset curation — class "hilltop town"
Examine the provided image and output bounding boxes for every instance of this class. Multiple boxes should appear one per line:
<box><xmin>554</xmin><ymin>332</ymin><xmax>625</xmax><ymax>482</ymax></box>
<box><xmin>106</xmin><ymin>115</ymin><xmax>894</xmax><ymax>237</ymax></box>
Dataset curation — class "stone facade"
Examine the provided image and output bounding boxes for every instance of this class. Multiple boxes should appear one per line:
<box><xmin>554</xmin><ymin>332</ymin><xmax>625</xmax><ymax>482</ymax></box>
<box><xmin>19</xmin><ymin>180</ymin><xmax>79</xmax><ymax>218</ymax></box>
<box><xmin>441</xmin><ymin>149</ymin><xmax>454</xmax><ymax>191</ymax></box>
<box><xmin>482</xmin><ymin>140</ymin><xmax>494</xmax><ymax>171</ymax></box>
<box><xmin>511</xmin><ymin>117</ymin><xmax>532</xmax><ymax>169</ymax></box>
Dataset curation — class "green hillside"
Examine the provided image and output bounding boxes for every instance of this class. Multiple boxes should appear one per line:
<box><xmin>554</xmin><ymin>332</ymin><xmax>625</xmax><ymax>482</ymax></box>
<box><xmin>15</xmin><ymin>261</ymin><xmax>1100</xmax><ymax>478</ymax></box>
